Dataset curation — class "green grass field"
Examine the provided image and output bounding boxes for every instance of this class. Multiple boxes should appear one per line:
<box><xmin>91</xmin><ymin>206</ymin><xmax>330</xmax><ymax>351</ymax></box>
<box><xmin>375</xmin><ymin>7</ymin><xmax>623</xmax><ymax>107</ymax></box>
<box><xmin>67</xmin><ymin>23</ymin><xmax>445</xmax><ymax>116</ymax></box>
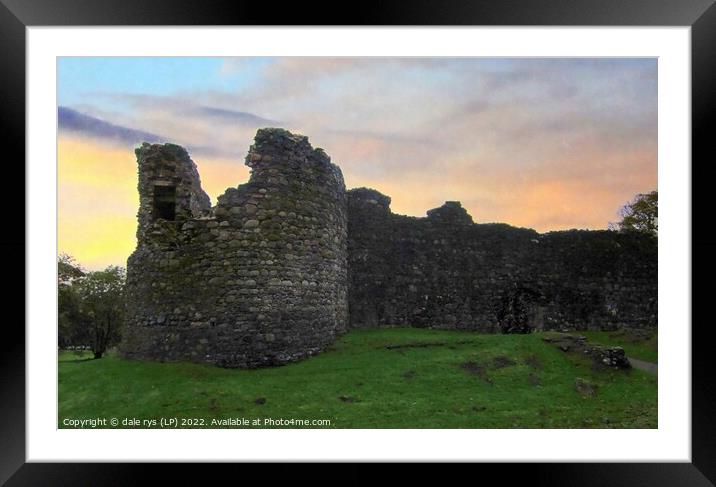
<box><xmin>59</xmin><ymin>328</ymin><xmax>657</xmax><ymax>429</ymax></box>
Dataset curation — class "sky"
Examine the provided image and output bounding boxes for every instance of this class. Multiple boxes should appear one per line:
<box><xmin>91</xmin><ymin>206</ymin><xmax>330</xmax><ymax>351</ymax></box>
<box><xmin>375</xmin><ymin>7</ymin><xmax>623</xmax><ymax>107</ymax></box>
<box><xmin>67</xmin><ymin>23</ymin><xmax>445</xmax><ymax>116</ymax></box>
<box><xmin>58</xmin><ymin>57</ymin><xmax>657</xmax><ymax>270</ymax></box>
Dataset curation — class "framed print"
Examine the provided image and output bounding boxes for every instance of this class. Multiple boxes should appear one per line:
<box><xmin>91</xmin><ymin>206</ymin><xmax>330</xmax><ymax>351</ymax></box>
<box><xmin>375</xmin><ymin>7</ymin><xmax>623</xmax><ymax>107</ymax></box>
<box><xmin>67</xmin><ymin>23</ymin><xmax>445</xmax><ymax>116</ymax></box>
<box><xmin>3</xmin><ymin>0</ymin><xmax>715</xmax><ymax>484</ymax></box>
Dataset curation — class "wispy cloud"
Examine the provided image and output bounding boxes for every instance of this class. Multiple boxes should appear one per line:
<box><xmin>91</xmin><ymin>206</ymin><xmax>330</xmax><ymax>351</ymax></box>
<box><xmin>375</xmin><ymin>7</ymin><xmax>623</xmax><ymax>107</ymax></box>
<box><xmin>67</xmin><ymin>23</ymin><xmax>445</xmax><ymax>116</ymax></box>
<box><xmin>58</xmin><ymin>106</ymin><xmax>163</xmax><ymax>145</ymax></box>
<box><xmin>58</xmin><ymin>57</ymin><xmax>657</xmax><ymax>269</ymax></box>
<box><xmin>190</xmin><ymin>106</ymin><xmax>279</xmax><ymax>126</ymax></box>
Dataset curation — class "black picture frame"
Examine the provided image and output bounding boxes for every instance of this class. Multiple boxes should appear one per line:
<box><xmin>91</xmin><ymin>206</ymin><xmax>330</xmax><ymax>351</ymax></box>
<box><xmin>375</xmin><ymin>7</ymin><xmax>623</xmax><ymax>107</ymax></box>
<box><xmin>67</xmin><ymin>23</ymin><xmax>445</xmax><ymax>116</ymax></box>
<box><xmin>2</xmin><ymin>0</ymin><xmax>714</xmax><ymax>484</ymax></box>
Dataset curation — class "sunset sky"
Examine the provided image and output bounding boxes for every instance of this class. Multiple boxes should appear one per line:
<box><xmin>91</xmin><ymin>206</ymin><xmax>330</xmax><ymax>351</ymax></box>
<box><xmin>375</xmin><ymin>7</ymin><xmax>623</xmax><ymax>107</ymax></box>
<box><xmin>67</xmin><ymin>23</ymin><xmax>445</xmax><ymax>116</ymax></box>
<box><xmin>58</xmin><ymin>57</ymin><xmax>657</xmax><ymax>270</ymax></box>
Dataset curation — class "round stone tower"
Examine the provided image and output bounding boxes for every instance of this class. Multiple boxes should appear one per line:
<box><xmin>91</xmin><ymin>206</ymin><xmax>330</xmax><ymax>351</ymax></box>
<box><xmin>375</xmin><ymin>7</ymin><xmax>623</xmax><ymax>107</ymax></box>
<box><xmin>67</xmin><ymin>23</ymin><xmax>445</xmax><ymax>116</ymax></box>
<box><xmin>120</xmin><ymin>129</ymin><xmax>348</xmax><ymax>368</ymax></box>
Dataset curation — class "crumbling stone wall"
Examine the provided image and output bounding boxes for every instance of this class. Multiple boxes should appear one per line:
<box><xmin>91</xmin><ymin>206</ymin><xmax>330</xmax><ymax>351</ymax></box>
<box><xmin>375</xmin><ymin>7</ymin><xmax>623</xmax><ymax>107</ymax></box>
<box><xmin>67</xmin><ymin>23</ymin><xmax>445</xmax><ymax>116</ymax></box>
<box><xmin>347</xmin><ymin>188</ymin><xmax>657</xmax><ymax>332</ymax></box>
<box><xmin>120</xmin><ymin>127</ymin><xmax>656</xmax><ymax>369</ymax></box>
<box><xmin>120</xmin><ymin>129</ymin><xmax>348</xmax><ymax>367</ymax></box>
<box><xmin>133</xmin><ymin>142</ymin><xmax>212</xmax><ymax>241</ymax></box>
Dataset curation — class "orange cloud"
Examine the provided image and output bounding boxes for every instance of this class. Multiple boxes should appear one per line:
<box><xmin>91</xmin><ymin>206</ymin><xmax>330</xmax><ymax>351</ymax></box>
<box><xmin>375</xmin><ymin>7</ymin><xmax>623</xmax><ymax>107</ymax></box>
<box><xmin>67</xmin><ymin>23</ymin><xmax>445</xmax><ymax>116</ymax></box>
<box><xmin>194</xmin><ymin>157</ymin><xmax>250</xmax><ymax>202</ymax></box>
<box><xmin>58</xmin><ymin>135</ymin><xmax>248</xmax><ymax>270</ymax></box>
<box><xmin>351</xmin><ymin>145</ymin><xmax>656</xmax><ymax>234</ymax></box>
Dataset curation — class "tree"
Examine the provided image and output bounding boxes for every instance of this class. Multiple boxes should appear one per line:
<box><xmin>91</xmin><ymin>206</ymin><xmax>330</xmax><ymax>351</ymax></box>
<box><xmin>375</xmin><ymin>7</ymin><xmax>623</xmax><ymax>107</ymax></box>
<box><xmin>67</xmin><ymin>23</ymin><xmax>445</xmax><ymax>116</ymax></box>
<box><xmin>74</xmin><ymin>266</ymin><xmax>126</xmax><ymax>359</ymax></box>
<box><xmin>610</xmin><ymin>190</ymin><xmax>657</xmax><ymax>237</ymax></box>
<box><xmin>58</xmin><ymin>253</ymin><xmax>85</xmax><ymax>283</ymax></box>
<box><xmin>58</xmin><ymin>254</ymin><xmax>87</xmax><ymax>349</ymax></box>
<box><xmin>57</xmin><ymin>256</ymin><xmax>126</xmax><ymax>358</ymax></box>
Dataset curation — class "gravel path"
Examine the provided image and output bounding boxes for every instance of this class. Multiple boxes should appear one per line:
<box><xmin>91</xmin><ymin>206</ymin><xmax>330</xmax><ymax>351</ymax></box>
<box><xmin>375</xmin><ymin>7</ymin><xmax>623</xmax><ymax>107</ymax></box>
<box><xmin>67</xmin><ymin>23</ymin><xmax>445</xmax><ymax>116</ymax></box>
<box><xmin>629</xmin><ymin>357</ymin><xmax>658</xmax><ymax>374</ymax></box>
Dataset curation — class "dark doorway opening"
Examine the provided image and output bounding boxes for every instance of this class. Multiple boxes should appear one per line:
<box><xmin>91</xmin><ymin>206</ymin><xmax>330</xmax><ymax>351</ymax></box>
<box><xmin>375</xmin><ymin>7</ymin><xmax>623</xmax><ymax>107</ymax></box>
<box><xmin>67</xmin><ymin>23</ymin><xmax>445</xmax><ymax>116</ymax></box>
<box><xmin>153</xmin><ymin>185</ymin><xmax>176</xmax><ymax>221</ymax></box>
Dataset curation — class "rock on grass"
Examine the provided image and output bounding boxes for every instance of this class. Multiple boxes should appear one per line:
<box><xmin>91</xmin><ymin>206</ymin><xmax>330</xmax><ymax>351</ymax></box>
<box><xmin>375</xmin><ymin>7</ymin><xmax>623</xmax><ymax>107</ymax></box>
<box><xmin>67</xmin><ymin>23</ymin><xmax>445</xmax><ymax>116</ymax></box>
<box><xmin>575</xmin><ymin>378</ymin><xmax>598</xmax><ymax>397</ymax></box>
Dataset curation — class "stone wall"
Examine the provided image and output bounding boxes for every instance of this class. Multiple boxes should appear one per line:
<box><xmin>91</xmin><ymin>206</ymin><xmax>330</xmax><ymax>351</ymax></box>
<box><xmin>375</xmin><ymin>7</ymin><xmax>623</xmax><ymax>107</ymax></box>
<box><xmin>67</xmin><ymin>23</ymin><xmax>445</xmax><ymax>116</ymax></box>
<box><xmin>133</xmin><ymin>142</ymin><xmax>212</xmax><ymax>242</ymax></box>
<box><xmin>120</xmin><ymin>127</ymin><xmax>656</xmax><ymax>369</ymax></box>
<box><xmin>120</xmin><ymin>129</ymin><xmax>348</xmax><ymax>367</ymax></box>
<box><xmin>347</xmin><ymin>188</ymin><xmax>657</xmax><ymax>332</ymax></box>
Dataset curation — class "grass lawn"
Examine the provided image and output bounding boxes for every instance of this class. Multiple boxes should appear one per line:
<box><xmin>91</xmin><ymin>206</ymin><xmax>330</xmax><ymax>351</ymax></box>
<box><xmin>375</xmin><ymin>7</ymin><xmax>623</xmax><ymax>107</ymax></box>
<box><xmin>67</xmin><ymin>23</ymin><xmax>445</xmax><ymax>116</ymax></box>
<box><xmin>59</xmin><ymin>328</ymin><xmax>657</xmax><ymax>429</ymax></box>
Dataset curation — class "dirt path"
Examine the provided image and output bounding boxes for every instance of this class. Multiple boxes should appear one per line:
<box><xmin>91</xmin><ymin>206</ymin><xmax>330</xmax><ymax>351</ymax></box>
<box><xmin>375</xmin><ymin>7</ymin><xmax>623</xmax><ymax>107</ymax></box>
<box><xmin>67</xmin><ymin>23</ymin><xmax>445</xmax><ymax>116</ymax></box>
<box><xmin>629</xmin><ymin>357</ymin><xmax>658</xmax><ymax>374</ymax></box>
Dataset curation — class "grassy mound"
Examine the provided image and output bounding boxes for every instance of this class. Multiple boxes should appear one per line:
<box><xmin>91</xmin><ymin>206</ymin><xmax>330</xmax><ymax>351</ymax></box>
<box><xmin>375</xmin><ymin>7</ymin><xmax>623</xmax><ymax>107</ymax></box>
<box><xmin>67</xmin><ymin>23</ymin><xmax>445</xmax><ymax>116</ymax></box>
<box><xmin>59</xmin><ymin>328</ymin><xmax>656</xmax><ymax>428</ymax></box>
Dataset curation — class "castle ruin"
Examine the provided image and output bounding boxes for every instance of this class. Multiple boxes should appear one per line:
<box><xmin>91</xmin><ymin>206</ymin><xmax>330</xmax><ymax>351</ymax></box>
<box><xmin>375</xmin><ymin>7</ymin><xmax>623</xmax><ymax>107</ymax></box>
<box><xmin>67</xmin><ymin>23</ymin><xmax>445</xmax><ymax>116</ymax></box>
<box><xmin>120</xmin><ymin>128</ymin><xmax>657</xmax><ymax>368</ymax></box>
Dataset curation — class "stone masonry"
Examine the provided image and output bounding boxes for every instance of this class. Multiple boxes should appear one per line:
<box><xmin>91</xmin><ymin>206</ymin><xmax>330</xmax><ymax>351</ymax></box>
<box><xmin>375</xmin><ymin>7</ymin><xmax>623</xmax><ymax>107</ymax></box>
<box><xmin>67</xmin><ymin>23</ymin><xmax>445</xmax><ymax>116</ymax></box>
<box><xmin>120</xmin><ymin>128</ymin><xmax>657</xmax><ymax>368</ymax></box>
<box><xmin>121</xmin><ymin>129</ymin><xmax>347</xmax><ymax>367</ymax></box>
<box><xmin>347</xmin><ymin>188</ymin><xmax>657</xmax><ymax>333</ymax></box>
